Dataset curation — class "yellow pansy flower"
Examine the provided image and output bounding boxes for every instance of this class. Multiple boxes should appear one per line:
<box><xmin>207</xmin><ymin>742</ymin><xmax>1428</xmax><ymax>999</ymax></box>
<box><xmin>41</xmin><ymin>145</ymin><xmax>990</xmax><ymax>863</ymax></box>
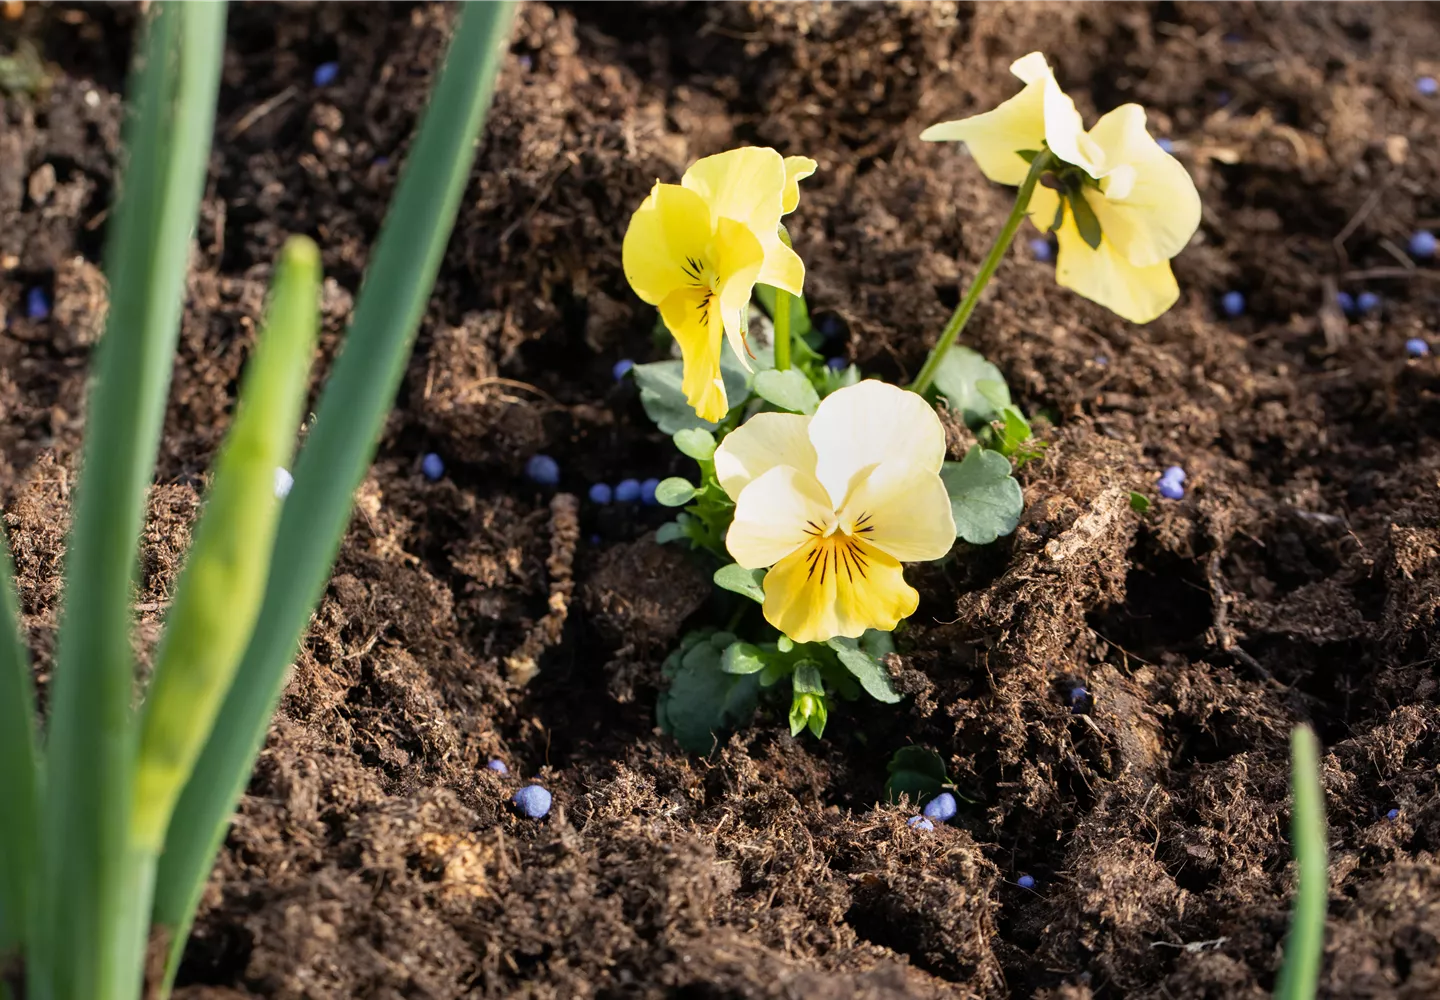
<box><xmin>715</xmin><ymin>381</ymin><xmax>956</xmax><ymax>643</ymax></box>
<box><xmin>921</xmin><ymin>52</ymin><xmax>1200</xmax><ymax>324</ymax></box>
<box><xmin>623</xmin><ymin>148</ymin><xmax>817</xmax><ymax>422</ymax></box>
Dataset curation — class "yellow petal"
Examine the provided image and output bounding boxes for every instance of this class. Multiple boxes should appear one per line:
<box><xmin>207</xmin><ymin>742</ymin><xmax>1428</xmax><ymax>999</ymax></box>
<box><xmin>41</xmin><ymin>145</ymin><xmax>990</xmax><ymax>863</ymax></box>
<box><xmin>839</xmin><ymin>460</ymin><xmax>956</xmax><ymax>563</ymax></box>
<box><xmin>782</xmin><ymin>155</ymin><xmax>817</xmax><ymax>215</ymax></box>
<box><xmin>713</xmin><ymin>412</ymin><xmax>817</xmax><ymax>500</ymax></box>
<box><xmin>1053</xmin><ymin>211</ymin><xmax>1179</xmax><ymax>324</ymax></box>
<box><xmin>1086</xmin><ymin>105</ymin><xmax>1201</xmax><ymax>267</ymax></box>
<box><xmin>806</xmin><ymin>380</ymin><xmax>947</xmax><ymax>509</ymax></box>
<box><xmin>659</xmin><ymin>285</ymin><xmax>729</xmax><ymax>422</ymax></box>
<box><xmin>761</xmin><ymin>536</ymin><xmax>918</xmax><ymax>643</ymax></box>
<box><xmin>681</xmin><ymin>147</ymin><xmax>786</xmax><ymax>238</ymax></box>
<box><xmin>755</xmin><ymin>237</ymin><xmax>806</xmax><ymax>297</ymax></box>
<box><xmin>726</xmin><ymin>465</ymin><xmax>835</xmax><ymax>569</ymax></box>
<box><xmin>622</xmin><ymin>182</ymin><xmax>714</xmax><ymax>306</ymax></box>
<box><xmin>714</xmin><ymin>217</ymin><xmax>767</xmax><ymax>372</ymax></box>
<box><xmin>1027</xmin><ymin>184</ymin><xmax>1061</xmax><ymax>233</ymax></box>
<box><xmin>920</xmin><ymin>73</ymin><xmax>1046</xmax><ymax>186</ymax></box>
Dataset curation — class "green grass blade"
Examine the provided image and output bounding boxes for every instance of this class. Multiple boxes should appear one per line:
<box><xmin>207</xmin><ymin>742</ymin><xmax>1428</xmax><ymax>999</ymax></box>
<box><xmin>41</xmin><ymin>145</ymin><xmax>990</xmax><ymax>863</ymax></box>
<box><xmin>152</xmin><ymin>1</ymin><xmax>516</xmax><ymax>986</ymax></box>
<box><xmin>33</xmin><ymin>4</ymin><xmax>226</xmax><ymax>999</ymax></box>
<box><xmin>132</xmin><ymin>236</ymin><xmax>320</xmax><ymax>852</ymax></box>
<box><xmin>1274</xmin><ymin>724</ymin><xmax>1328</xmax><ymax>999</ymax></box>
<box><xmin>0</xmin><ymin>530</ymin><xmax>40</xmax><ymax>957</ymax></box>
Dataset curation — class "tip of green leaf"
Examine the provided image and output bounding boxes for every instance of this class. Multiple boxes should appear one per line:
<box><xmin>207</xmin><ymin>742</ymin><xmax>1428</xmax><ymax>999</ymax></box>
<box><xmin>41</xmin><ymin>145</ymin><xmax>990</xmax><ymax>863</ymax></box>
<box><xmin>280</xmin><ymin>234</ymin><xmax>322</xmax><ymax>268</ymax></box>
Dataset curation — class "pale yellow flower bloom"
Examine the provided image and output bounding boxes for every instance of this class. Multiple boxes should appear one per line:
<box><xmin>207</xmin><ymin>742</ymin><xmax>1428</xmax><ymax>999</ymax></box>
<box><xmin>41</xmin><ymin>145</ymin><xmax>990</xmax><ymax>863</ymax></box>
<box><xmin>715</xmin><ymin>381</ymin><xmax>956</xmax><ymax>643</ymax></box>
<box><xmin>921</xmin><ymin>53</ymin><xmax>1201</xmax><ymax>324</ymax></box>
<box><xmin>623</xmin><ymin>148</ymin><xmax>816</xmax><ymax>421</ymax></box>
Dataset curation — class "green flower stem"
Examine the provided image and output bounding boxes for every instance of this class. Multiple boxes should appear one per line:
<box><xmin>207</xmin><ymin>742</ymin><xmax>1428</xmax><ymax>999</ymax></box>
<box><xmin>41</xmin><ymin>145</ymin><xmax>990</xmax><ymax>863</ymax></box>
<box><xmin>1275</xmin><ymin>724</ymin><xmax>1329</xmax><ymax>1000</ymax></box>
<box><xmin>909</xmin><ymin>149</ymin><xmax>1054</xmax><ymax>397</ymax></box>
<box><xmin>773</xmin><ymin>287</ymin><xmax>792</xmax><ymax>371</ymax></box>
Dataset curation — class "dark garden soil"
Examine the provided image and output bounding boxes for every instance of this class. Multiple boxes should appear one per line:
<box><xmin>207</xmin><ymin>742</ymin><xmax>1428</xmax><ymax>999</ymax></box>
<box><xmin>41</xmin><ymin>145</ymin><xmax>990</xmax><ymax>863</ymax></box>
<box><xmin>4</xmin><ymin>1</ymin><xmax>1440</xmax><ymax>997</ymax></box>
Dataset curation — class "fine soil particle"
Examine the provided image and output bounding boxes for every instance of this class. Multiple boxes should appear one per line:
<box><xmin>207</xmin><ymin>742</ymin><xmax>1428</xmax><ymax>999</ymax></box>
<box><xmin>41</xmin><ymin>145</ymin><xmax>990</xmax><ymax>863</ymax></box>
<box><xmin>5</xmin><ymin>2</ymin><xmax>1440</xmax><ymax>997</ymax></box>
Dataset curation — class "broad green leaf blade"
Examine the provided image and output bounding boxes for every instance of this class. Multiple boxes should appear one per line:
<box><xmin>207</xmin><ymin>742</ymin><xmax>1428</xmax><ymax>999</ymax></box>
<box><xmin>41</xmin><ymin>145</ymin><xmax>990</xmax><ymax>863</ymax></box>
<box><xmin>753</xmin><ymin>368</ymin><xmax>820</xmax><ymax>414</ymax></box>
<box><xmin>826</xmin><ymin>636</ymin><xmax>902</xmax><ymax>704</ymax></box>
<box><xmin>672</xmin><ymin>428</ymin><xmax>716</xmax><ymax>461</ymax></box>
<box><xmin>1275</xmin><ymin>725</ymin><xmax>1328</xmax><ymax>1000</ymax></box>
<box><xmin>657</xmin><ymin>632</ymin><xmax>759</xmax><ymax>752</ymax></box>
<box><xmin>884</xmin><ymin>746</ymin><xmax>949</xmax><ymax>806</ymax></box>
<box><xmin>35</xmin><ymin>5</ymin><xmax>226</xmax><ymax>998</ymax></box>
<box><xmin>153</xmin><ymin>2</ymin><xmax>517</xmax><ymax>987</ymax></box>
<box><xmin>132</xmin><ymin>236</ymin><xmax>320</xmax><ymax>851</ymax></box>
<box><xmin>635</xmin><ymin>359</ymin><xmax>749</xmax><ymax>434</ymax></box>
<box><xmin>713</xmin><ymin>563</ymin><xmax>765</xmax><ymax>603</ymax></box>
<box><xmin>930</xmin><ymin>346</ymin><xmax>1010</xmax><ymax>428</ymax></box>
<box><xmin>655</xmin><ymin>477</ymin><xmax>697</xmax><ymax>507</ymax></box>
<box><xmin>941</xmin><ymin>447</ymin><xmax>1023</xmax><ymax>545</ymax></box>
<box><xmin>0</xmin><ymin>531</ymin><xmax>39</xmax><ymax>957</ymax></box>
<box><xmin>720</xmin><ymin>641</ymin><xmax>767</xmax><ymax>675</ymax></box>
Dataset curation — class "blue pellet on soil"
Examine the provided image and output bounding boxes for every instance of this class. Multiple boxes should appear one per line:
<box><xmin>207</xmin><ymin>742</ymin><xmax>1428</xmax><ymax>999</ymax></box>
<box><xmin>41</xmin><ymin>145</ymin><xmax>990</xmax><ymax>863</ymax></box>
<box><xmin>1221</xmin><ymin>291</ymin><xmax>1245</xmax><ymax>317</ymax></box>
<box><xmin>1158</xmin><ymin>477</ymin><xmax>1185</xmax><ymax>501</ymax></box>
<box><xmin>1028</xmin><ymin>237</ymin><xmax>1053</xmax><ymax>262</ymax></box>
<box><xmin>1410</xmin><ymin>230</ymin><xmax>1437</xmax><ymax>259</ymax></box>
<box><xmin>1336</xmin><ymin>291</ymin><xmax>1355</xmax><ymax>317</ymax></box>
<box><xmin>313</xmin><ymin>61</ymin><xmax>339</xmax><ymax>87</ymax></box>
<box><xmin>1418</xmin><ymin>75</ymin><xmax>1438</xmax><ymax>96</ymax></box>
<box><xmin>422</xmin><ymin>452</ymin><xmax>444</xmax><ymax>481</ymax></box>
<box><xmin>1357</xmin><ymin>291</ymin><xmax>1380</xmax><ymax>314</ymax></box>
<box><xmin>906</xmin><ymin>815</ymin><xmax>934</xmax><ymax>831</ymax></box>
<box><xmin>1387</xmin><ymin>808</ymin><xmax>1400</xmax><ymax>820</ymax></box>
<box><xmin>640</xmin><ymin>477</ymin><xmax>660</xmax><ymax>505</ymax></box>
<box><xmin>26</xmin><ymin>287</ymin><xmax>49</xmax><ymax>320</ymax></box>
<box><xmin>513</xmin><ymin>785</ymin><xmax>552</xmax><ymax>819</ymax></box>
<box><xmin>1156</xmin><ymin>137</ymin><xmax>1174</xmax><ymax>153</ymax></box>
<box><xmin>1017</xmin><ymin>874</ymin><xmax>1035</xmax><ymax>889</ymax></box>
<box><xmin>826</xmin><ymin>356</ymin><xmax>847</xmax><ymax>371</ymax></box>
<box><xmin>1406</xmin><ymin>338</ymin><xmax>1430</xmax><ymax>357</ymax></box>
<box><xmin>923</xmin><ymin>792</ymin><xmax>958</xmax><ymax>823</ymax></box>
<box><xmin>486</xmin><ymin>759</ymin><xmax>508</xmax><ymax>774</ymax></box>
<box><xmin>589</xmin><ymin>482</ymin><xmax>614</xmax><ymax>505</ymax></box>
<box><xmin>525</xmin><ymin>454</ymin><xmax>560</xmax><ymax>486</ymax></box>
<box><xmin>614</xmin><ymin>478</ymin><xmax>642</xmax><ymax>503</ymax></box>
<box><xmin>613</xmin><ymin>358</ymin><xmax>634</xmax><ymax>380</ymax></box>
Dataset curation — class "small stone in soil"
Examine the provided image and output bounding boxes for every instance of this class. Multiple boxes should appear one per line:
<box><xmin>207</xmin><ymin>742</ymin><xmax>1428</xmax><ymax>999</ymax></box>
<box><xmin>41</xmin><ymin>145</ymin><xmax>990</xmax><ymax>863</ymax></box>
<box><xmin>614</xmin><ymin>478</ymin><xmax>642</xmax><ymax>503</ymax></box>
<box><xmin>1406</xmin><ymin>338</ymin><xmax>1430</xmax><ymax>357</ymax></box>
<box><xmin>486</xmin><ymin>759</ymin><xmax>508</xmax><ymax>774</ymax></box>
<box><xmin>26</xmin><ymin>286</ymin><xmax>49</xmax><ymax>320</ymax></box>
<box><xmin>589</xmin><ymin>482</ymin><xmax>613</xmax><ymax>505</ymax></box>
<box><xmin>613</xmin><ymin>358</ymin><xmax>634</xmax><ymax>380</ymax></box>
<box><xmin>907</xmin><ymin>815</ymin><xmax>934</xmax><ymax>831</ymax></box>
<box><xmin>313</xmin><ymin>61</ymin><xmax>339</xmax><ymax>87</ymax></box>
<box><xmin>1017</xmin><ymin>874</ymin><xmax>1035</xmax><ymax>889</ymax></box>
<box><xmin>640</xmin><ymin>477</ymin><xmax>660</xmax><ymax>505</ymax></box>
<box><xmin>513</xmin><ymin>785</ymin><xmax>552</xmax><ymax>819</ymax></box>
<box><xmin>1221</xmin><ymin>291</ymin><xmax>1245</xmax><ymax>317</ymax></box>
<box><xmin>421</xmin><ymin>452</ymin><xmax>444</xmax><ymax>481</ymax></box>
<box><xmin>274</xmin><ymin>467</ymin><xmax>294</xmax><ymax>499</ymax></box>
<box><xmin>923</xmin><ymin>792</ymin><xmax>957</xmax><ymax>823</ymax></box>
<box><xmin>1410</xmin><ymin>230</ymin><xmax>1437</xmax><ymax>259</ymax></box>
<box><xmin>525</xmin><ymin>454</ymin><xmax>560</xmax><ymax>486</ymax></box>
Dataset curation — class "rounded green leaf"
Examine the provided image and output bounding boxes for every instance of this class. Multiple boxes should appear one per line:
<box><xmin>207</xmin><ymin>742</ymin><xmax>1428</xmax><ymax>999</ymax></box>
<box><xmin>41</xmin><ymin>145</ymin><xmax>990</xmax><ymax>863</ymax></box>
<box><xmin>940</xmin><ymin>446</ymin><xmax>1023</xmax><ymax>544</ymax></box>
<box><xmin>931</xmin><ymin>347</ymin><xmax>1010</xmax><ymax>428</ymax></box>
<box><xmin>753</xmin><ymin>368</ymin><xmax>820</xmax><ymax>414</ymax></box>
<box><xmin>720</xmin><ymin>642</ymin><xmax>767</xmax><ymax>675</ymax></box>
<box><xmin>713</xmin><ymin>563</ymin><xmax>765</xmax><ymax>602</ymax></box>
<box><xmin>673</xmin><ymin>427</ymin><xmax>717</xmax><ymax>461</ymax></box>
<box><xmin>655</xmin><ymin>477</ymin><xmax>697</xmax><ymax>507</ymax></box>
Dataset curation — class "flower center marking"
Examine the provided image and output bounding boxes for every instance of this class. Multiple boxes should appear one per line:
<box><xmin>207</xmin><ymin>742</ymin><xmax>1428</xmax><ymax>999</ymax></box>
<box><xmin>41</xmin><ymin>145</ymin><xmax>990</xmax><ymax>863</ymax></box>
<box><xmin>802</xmin><ymin>513</ymin><xmax>873</xmax><ymax>584</ymax></box>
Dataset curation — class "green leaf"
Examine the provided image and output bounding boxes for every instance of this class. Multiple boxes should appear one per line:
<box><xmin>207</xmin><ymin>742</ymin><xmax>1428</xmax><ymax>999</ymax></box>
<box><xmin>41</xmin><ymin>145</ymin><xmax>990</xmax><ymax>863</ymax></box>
<box><xmin>720</xmin><ymin>642</ymin><xmax>767</xmax><ymax>675</ymax></box>
<box><xmin>759</xmin><ymin>658</ymin><xmax>792</xmax><ymax>687</ymax></box>
<box><xmin>152</xmin><ymin>3</ymin><xmax>517</xmax><ymax>988</ymax></box>
<box><xmin>1128</xmin><ymin>491</ymin><xmax>1151</xmax><ymax>513</ymax></box>
<box><xmin>941</xmin><ymin>447</ymin><xmax>1023</xmax><ymax>544</ymax></box>
<box><xmin>788</xmin><ymin>662</ymin><xmax>827</xmax><ymax>738</ymax></box>
<box><xmin>132</xmin><ymin>236</ymin><xmax>320</xmax><ymax>852</ymax></box>
<box><xmin>820</xmin><ymin>362</ymin><xmax>861</xmax><ymax>396</ymax></box>
<box><xmin>826</xmin><ymin>636</ymin><xmax>902</xmax><ymax>704</ymax></box>
<box><xmin>36</xmin><ymin>5</ymin><xmax>228</xmax><ymax>995</ymax></box>
<box><xmin>0</xmin><ymin>530</ymin><xmax>38</xmax><ymax>954</ymax></box>
<box><xmin>1275</xmin><ymin>725</ymin><xmax>1328</xmax><ymax>1000</ymax></box>
<box><xmin>657</xmin><ymin>635</ymin><xmax>760</xmax><ymax>753</ymax></box>
<box><xmin>1067</xmin><ymin>188</ymin><xmax>1103</xmax><ymax>250</ymax></box>
<box><xmin>634</xmin><ymin>351</ymin><xmax>753</xmax><ymax>435</ymax></box>
<box><xmin>753</xmin><ymin>368</ymin><xmax>820</xmax><ymax>414</ymax></box>
<box><xmin>655</xmin><ymin>477</ymin><xmax>697</xmax><ymax>507</ymax></box>
<box><xmin>1016</xmin><ymin>148</ymin><xmax>1041</xmax><ymax>163</ymax></box>
<box><xmin>672</xmin><ymin>428</ymin><xmax>716</xmax><ymax>461</ymax></box>
<box><xmin>930</xmin><ymin>346</ymin><xmax>1011</xmax><ymax>427</ymax></box>
<box><xmin>884</xmin><ymin>746</ymin><xmax>949</xmax><ymax>806</ymax></box>
<box><xmin>655</xmin><ymin>520</ymin><xmax>688</xmax><ymax>545</ymax></box>
<box><xmin>714</xmin><ymin>563</ymin><xmax>765</xmax><ymax>603</ymax></box>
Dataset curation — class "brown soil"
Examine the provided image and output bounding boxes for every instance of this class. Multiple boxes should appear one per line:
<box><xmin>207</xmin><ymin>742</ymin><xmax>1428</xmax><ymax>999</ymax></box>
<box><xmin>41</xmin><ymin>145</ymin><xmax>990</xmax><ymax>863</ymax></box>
<box><xmin>5</xmin><ymin>2</ymin><xmax>1440</xmax><ymax>997</ymax></box>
